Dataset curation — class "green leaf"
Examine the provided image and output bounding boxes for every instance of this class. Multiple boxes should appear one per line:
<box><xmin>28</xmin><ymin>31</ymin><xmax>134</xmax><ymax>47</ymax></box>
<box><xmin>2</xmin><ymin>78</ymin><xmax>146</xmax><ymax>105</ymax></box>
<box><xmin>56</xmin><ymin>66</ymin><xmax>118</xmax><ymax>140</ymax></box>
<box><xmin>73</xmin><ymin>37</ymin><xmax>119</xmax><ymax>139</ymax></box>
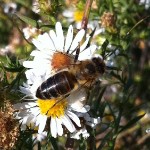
<box><xmin>5</xmin><ymin>55</ymin><xmax>11</xmax><ymax>65</ymax></box>
<box><xmin>15</xmin><ymin>13</ymin><xmax>39</xmax><ymax>28</ymax></box>
<box><xmin>3</xmin><ymin>56</ymin><xmax>25</xmax><ymax>72</ymax></box>
<box><xmin>94</xmin><ymin>86</ymin><xmax>107</xmax><ymax>113</ymax></box>
<box><xmin>15</xmin><ymin>0</ymin><xmax>31</xmax><ymax>8</ymax></box>
<box><xmin>101</xmin><ymin>39</ymin><xmax>109</xmax><ymax>58</ymax></box>
<box><xmin>4</xmin><ymin>66</ymin><xmax>24</xmax><ymax>72</ymax></box>
<box><xmin>47</xmin><ymin>133</ymin><xmax>59</xmax><ymax>150</ymax></box>
<box><xmin>110</xmin><ymin>71</ymin><xmax>125</xmax><ymax>85</ymax></box>
<box><xmin>118</xmin><ymin>114</ymin><xmax>145</xmax><ymax>133</ymax></box>
<box><xmin>79</xmin><ymin>137</ymin><xmax>87</xmax><ymax>150</ymax></box>
<box><xmin>106</xmin><ymin>66</ymin><xmax>122</xmax><ymax>71</ymax></box>
<box><xmin>97</xmin><ymin>130</ymin><xmax>113</xmax><ymax>150</ymax></box>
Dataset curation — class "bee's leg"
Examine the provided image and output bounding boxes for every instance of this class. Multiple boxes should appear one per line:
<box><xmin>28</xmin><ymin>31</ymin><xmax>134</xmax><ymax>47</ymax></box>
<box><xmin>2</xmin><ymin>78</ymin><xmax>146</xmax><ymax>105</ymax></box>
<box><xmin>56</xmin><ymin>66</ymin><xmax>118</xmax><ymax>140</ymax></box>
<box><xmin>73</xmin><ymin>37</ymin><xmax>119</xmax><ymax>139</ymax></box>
<box><xmin>74</xmin><ymin>45</ymin><xmax>80</xmax><ymax>63</ymax></box>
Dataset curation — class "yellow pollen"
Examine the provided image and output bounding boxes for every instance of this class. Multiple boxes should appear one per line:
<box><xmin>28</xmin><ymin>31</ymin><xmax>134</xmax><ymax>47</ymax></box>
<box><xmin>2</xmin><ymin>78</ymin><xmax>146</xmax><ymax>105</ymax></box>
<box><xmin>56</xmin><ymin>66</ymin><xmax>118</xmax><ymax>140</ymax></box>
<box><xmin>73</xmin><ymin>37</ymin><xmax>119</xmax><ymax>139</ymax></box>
<box><xmin>73</xmin><ymin>11</ymin><xmax>84</xmax><ymax>22</ymax></box>
<box><xmin>37</xmin><ymin>98</ymin><xmax>68</xmax><ymax>118</ymax></box>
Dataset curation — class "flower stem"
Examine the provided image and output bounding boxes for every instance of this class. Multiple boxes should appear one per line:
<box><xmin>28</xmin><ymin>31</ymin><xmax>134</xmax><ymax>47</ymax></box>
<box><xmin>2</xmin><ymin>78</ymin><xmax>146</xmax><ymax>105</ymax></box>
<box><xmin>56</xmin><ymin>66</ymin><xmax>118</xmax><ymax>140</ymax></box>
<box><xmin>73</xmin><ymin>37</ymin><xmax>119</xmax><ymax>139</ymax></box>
<box><xmin>81</xmin><ymin>0</ymin><xmax>93</xmax><ymax>30</ymax></box>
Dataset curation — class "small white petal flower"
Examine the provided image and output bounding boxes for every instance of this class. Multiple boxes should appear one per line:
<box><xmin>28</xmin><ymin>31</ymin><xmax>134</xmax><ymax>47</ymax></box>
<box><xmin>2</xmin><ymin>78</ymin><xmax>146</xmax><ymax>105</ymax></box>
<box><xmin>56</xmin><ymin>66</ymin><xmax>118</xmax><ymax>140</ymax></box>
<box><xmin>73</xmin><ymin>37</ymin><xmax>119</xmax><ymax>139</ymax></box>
<box><xmin>71</xmin><ymin>128</ymin><xmax>90</xmax><ymax>140</ymax></box>
<box><xmin>3</xmin><ymin>2</ymin><xmax>17</xmax><ymax>14</ymax></box>
<box><xmin>63</xmin><ymin>7</ymin><xmax>105</xmax><ymax>35</ymax></box>
<box><xmin>32</xmin><ymin>0</ymin><xmax>40</xmax><ymax>13</ymax></box>
<box><xmin>23</xmin><ymin>22</ymin><xmax>98</xmax><ymax>80</ymax></box>
<box><xmin>75</xmin><ymin>111</ymin><xmax>101</xmax><ymax>129</ymax></box>
<box><xmin>70</xmin><ymin>111</ymin><xmax>101</xmax><ymax>140</ymax></box>
<box><xmin>63</xmin><ymin>8</ymin><xmax>83</xmax><ymax>29</ymax></box>
<box><xmin>23</xmin><ymin>26</ymin><xmax>41</xmax><ymax>41</ymax></box>
<box><xmin>139</xmin><ymin>0</ymin><xmax>150</xmax><ymax>9</ymax></box>
<box><xmin>14</xmin><ymin>74</ymin><xmax>89</xmax><ymax>138</ymax></box>
<box><xmin>146</xmin><ymin>128</ymin><xmax>150</xmax><ymax>133</ymax></box>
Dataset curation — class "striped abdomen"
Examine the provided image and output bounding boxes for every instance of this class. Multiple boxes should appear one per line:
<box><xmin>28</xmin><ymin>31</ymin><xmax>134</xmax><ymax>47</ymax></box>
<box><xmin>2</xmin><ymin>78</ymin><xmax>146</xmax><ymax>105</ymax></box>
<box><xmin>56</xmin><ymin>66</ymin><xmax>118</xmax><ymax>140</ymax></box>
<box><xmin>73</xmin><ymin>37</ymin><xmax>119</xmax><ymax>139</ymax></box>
<box><xmin>36</xmin><ymin>71</ymin><xmax>78</xmax><ymax>99</ymax></box>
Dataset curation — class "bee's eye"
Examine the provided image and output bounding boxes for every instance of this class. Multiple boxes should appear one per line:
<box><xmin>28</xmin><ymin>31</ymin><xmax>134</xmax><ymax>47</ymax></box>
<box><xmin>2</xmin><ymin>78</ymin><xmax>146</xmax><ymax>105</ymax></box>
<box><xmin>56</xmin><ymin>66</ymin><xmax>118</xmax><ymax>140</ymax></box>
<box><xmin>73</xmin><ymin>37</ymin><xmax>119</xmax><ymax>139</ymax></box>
<box><xmin>85</xmin><ymin>63</ymin><xmax>96</xmax><ymax>74</ymax></box>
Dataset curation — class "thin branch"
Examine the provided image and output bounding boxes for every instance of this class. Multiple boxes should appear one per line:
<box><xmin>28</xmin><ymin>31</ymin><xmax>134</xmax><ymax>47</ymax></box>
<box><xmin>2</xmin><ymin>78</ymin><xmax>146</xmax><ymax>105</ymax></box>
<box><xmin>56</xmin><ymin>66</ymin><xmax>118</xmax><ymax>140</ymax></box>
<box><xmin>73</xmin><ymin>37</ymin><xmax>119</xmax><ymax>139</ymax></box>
<box><xmin>81</xmin><ymin>0</ymin><xmax>93</xmax><ymax>30</ymax></box>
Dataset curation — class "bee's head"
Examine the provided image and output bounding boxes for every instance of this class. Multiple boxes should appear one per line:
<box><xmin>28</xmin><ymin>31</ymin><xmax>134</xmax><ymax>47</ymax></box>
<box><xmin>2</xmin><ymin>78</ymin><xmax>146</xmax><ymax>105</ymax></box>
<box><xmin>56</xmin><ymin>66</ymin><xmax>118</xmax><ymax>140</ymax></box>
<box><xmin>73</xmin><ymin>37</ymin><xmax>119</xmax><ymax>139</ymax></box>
<box><xmin>92</xmin><ymin>56</ymin><xmax>105</xmax><ymax>74</ymax></box>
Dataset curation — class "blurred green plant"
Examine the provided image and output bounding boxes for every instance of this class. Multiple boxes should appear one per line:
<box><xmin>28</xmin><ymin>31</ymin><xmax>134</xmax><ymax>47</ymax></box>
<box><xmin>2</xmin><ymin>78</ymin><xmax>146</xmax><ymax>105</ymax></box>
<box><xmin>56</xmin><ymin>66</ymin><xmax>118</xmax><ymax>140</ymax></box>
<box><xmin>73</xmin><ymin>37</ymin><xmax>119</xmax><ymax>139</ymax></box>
<box><xmin>0</xmin><ymin>0</ymin><xmax>150</xmax><ymax>149</ymax></box>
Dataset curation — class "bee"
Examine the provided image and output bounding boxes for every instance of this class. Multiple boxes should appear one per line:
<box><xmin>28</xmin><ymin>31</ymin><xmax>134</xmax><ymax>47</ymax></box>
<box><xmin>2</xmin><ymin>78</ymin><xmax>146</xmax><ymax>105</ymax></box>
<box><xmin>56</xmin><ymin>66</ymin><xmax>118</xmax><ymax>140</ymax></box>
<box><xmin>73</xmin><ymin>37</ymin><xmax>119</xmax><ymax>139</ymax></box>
<box><xmin>36</xmin><ymin>55</ymin><xmax>105</xmax><ymax>100</ymax></box>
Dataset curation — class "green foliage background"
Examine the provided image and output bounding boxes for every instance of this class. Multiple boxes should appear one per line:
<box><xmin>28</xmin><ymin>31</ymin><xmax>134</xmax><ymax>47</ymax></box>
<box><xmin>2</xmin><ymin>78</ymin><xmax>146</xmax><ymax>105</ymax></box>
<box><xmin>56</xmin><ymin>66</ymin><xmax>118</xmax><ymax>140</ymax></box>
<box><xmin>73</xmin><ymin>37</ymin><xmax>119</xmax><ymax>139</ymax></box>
<box><xmin>0</xmin><ymin>0</ymin><xmax>150</xmax><ymax>149</ymax></box>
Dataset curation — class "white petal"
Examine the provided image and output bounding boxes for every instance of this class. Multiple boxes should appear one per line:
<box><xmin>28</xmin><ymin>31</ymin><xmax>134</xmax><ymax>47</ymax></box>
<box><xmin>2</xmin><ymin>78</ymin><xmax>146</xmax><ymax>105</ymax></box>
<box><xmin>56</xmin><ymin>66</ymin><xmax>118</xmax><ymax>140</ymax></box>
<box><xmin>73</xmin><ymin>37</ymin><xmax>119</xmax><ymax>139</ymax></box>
<box><xmin>71</xmin><ymin>131</ymin><xmax>80</xmax><ymax>140</ymax></box>
<box><xmin>80</xmin><ymin>105</ymin><xmax>90</xmax><ymax>113</ymax></box>
<box><xmin>55</xmin><ymin>22</ymin><xmax>64</xmax><ymax>51</ymax></box>
<box><xmin>37</xmin><ymin>115</ymin><xmax>47</xmax><ymax>133</ymax></box>
<box><xmin>25</xmin><ymin>67</ymin><xmax>49</xmax><ymax>78</ymax></box>
<box><xmin>32</xmin><ymin>33</ymin><xmax>56</xmax><ymax>52</ymax></box>
<box><xmin>55</xmin><ymin>117</ymin><xmax>63</xmax><ymax>136</ymax></box>
<box><xmin>70</xmin><ymin>29</ymin><xmax>85</xmax><ymax>52</ymax></box>
<box><xmin>49</xmin><ymin>30</ymin><xmax>57</xmax><ymax>50</ymax></box>
<box><xmin>63</xmin><ymin>10</ymin><xmax>73</xmax><ymax>18</ymax></box>
<box><xmin>82</xmin><ymin>113</ymin><xmax>101</xmax><ymax>128</ymax></box>
<box><xmin>21</xmin><ymin>116</ymin><xmax>29</xmax><ymax>125</ymax></box>
<box><xmin>37</xmin><ymin>33</ymin><xmax>54</xmax><ymax>51</ymax></box>
<box><xmin>23</xmin><ymin>61</ymin><xmax>35</xmax><ymax>68</ymax></box>
<box><xmin>80</xmin><ymin>36</ymin><xmax>90</xmax><ymax>51</ymax></box>
<box><xmin>13</xmin><ymin>103</ymin><xmax>23</xmax><ymax>110</ymax></box>
<box><xmin>64</xmin><ymin>25</ymin><xmax>73</xmax><ymax>52</ymax></box>
<box><xmin>26</xmin><ymin>102</ymin><xmax>37</xmax><ymax>108</ymax></box>
<box><xmin>32</xmin><ymin>39</ymin><xmax>46</xmax><ymax>52</ymax></box>
<box><xmin>30</xmin><ymin>50</ymin><xmax>51</xmax><ymax>59</ymax></box>
<box><xmin>78</xmin><ymin>45</ymin><xmax>97</xmax><ymax>60</ymax></box>
<box><xmin>67</xmin><ymin>111</ymin><xmax>81</xmax><ymax>127</ymax></box>
<box><xmin>35</xmin><ymin>114</ymin><xmax>42</xmax><ymax>126</ymax></box>
<box><xmin>26</xmin><ymin>115</ymin><xmax>36</xmax><ymax>125</ymax></box>
<box><xmin>30</xmin><ymin>107</ymin><xmax>41</xmax><ymax>116</ymax></box>
<box><xmin>90</xmin><ymin>117</ymin><xmax>101</xmax><ymax>124</ymax></box>
<box><xmin>78</xmin><ymin>105</ymin><xmax>90</xmax><ymax>113</ymax></box>
<box><xmin>20</xmin><ymin>124</ymin><xmax>28</xmax><ymax>130</ymax></box>
<box><xmin>24</xmin><ymin>70</ymin><xmax>35</xmax><ymax>82</ymax></box>
<box><xmin>35</xmin><ymin>131</ymin><xmax>47</xmax><ymax>142</ymax></box>
<box><xmin>71</xmin><ymin>128</ymin><xmax>89</xmax><ymax>140</ymax></box>
<box><xmin>61</xmin><ymin>114</ymin><xmax>76</xmax><ymax>133</ymax></box>
<box><xmin>18</xmin><ymin>111</ymin><xmax>30</xmax><ymax>118</ymax></box>
<box><xmin>50</xmin><ymin>118</ymin><xmax>57</xmax><ymax>138</ymax></box>
<box><xmin>76</xmin><ymin>22</ymin><xmax>82</xmax><ymax>30</ymax></box>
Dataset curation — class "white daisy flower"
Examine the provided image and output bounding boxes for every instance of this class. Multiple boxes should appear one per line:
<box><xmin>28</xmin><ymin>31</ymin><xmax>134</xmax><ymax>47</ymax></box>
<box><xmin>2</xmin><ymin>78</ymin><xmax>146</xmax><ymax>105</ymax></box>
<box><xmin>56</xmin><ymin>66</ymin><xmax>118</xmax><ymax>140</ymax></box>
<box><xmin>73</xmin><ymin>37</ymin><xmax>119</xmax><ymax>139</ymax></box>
<box><xmin>75</xmin><ymin>111</ymin><xmax>101</xmax><ymax>128</ymax></box>
<box><xmin>23</xmin><ymin>26</ymin><xmax>41</xmax><ymax>41</ymax></box>
<box><xmin>63</xmin><ymin>7</ymin><xmax>84</xmax><ymax>29</ymax></box>
<box><xmin>14</xmin><ymin>73</ymin><xmax>90</xmax><ymax>138</ymax></box>
<box><xmin>32</xmin><ymin>0</ymin><xmax>40</xmax><ymax>14</ymax></box>
<box><xmin>63</xmin><ymin>8</ymin><xmax>105</xmax><ymax>33</ymax></box>
<box><xmin>0</xmin><ymin>45</ymin><xmax>15</xmax><ymax>56</ymax></box>
<box><xmin>139</xmin><ymin>0</ymin><xmax>150</xmax><ymax>9</ymax></box>
<box><xmin>3</xmin><ymin>2</ymin><xmax>17</xmax><ymax>14</ymax></box>
<box><xmin>70</xmin><ymin>127</ymin><xmax>90</xmax><ymax>140</ymax></box>
<box><xmin>23</xmin><ymin>22</ymin><xmax>98</xmax><ymax>80</ymax></box>
<box><xmin>146</xmin><ymin>128</ymin><xmax>150</xmax><ymax>133</ymax></box>
<box><xmin>70</xmin><ymin>111</ymin><xmax>101</xmax><ymax>140</ymax></box>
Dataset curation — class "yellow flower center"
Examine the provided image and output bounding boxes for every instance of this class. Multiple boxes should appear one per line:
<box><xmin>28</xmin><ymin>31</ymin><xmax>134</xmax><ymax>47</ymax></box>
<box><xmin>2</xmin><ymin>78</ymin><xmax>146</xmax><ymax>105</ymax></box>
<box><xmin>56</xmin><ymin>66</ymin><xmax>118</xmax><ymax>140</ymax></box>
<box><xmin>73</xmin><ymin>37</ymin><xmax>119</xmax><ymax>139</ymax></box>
<box><xmin>37</xmin><ymin>98</ymin><xmax>68</xmax><ymax>118</ymax></box>
<box><xmin>73</xmin><ymin>11</ymin><xmax>84</xmax><ymax>22</ymax></box>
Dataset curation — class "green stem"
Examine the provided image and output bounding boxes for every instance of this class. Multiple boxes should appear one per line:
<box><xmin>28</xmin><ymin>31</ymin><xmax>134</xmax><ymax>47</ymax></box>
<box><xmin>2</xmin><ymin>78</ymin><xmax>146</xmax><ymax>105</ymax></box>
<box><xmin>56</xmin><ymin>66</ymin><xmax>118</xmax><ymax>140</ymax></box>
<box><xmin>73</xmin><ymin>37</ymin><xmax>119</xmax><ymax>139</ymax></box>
<box><xmin>126</xmin><ymin>15</ymin><xmax>150</xmax><ymax>36</ymax></box>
